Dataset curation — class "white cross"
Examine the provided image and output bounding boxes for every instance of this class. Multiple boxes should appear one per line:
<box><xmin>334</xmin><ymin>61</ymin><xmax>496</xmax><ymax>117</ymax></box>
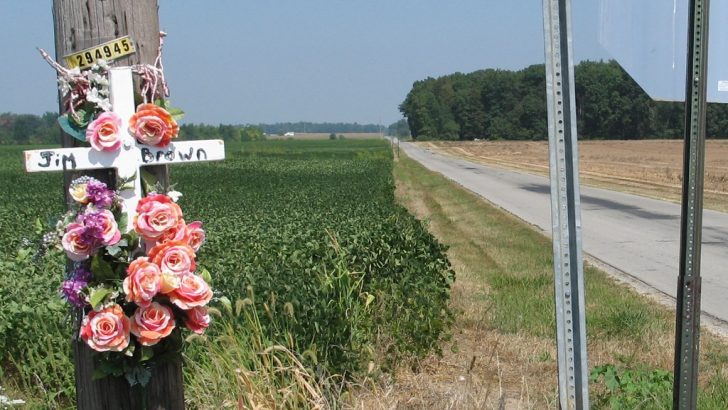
<box><xmin>24</xmin><ymin>68</ymin><xmax>225</xmax><ymax>232</ymax></box>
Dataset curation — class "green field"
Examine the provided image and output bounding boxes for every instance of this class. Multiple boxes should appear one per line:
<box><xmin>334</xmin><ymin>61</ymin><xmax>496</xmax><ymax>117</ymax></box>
<box><xmin>0</xmin><ymin>140</ymin><xmax>453</xmax><ymax>407</ymax></box>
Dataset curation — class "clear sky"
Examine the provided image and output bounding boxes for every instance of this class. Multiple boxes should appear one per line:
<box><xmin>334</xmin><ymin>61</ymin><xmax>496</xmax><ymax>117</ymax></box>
<box><xmin>0</xmin><ymin>1</ymin><xmax>614</xmax><ymax>125</ymax></box>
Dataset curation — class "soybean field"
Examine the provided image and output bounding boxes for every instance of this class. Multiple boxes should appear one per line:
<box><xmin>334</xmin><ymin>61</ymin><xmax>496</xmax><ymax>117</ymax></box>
<box><xmin>0</xmin><ymin>139</ymin><xmax>454</xmax><ymax>406</ymax></box>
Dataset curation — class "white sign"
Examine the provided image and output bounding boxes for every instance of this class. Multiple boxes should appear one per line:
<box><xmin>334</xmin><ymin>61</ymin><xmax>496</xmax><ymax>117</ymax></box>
<box><xmin>23</xmin><ymin>68</ymin><xmax>225</xmax><ymax>231</ymax></box>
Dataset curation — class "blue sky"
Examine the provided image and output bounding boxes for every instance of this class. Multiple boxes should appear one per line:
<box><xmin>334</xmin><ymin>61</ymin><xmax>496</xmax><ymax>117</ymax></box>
<box><xmin>1</xmin><ymin>1</ymin><xmax>614</xmax><ymax>125</ymax></box>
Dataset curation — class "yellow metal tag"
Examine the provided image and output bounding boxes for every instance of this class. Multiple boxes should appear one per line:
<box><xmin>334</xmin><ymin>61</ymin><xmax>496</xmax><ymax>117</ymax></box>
<box><xmin>64</xmin><ymin>36</ymin><xmax>136</xmax><ymax>69</ymax></box>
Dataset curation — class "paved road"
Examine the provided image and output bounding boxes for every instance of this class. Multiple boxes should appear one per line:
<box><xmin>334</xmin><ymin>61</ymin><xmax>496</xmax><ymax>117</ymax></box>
<box><xmin>401</xmin><ymin>142</ymin><xmax>728</xmax><ymax>325</ymax></box>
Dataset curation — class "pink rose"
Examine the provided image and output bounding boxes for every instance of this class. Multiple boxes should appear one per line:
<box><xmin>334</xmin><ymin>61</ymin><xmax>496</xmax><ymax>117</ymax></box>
<box><xmin>123</xmin><ymin>257</ymin><xmax>161</xmax><ymax>307</ymax></box>
<box><xmin>186</xmin><ymin>221</ymin><xmax>205</xmax><ymax>252</ymax></box>
<box><xmin>95</xmin><ymin>209</ymin><xmax>121</xmax><ymax>246</ymax></box>
<box><xmin>128</xmin><ymin>104</ymin><xmax>179</xmax><ymax>147</ymax></box>
<box><xmin>169</xmin><ymin>274</ymin><xmax>213</xmax><ymax>310</ymax></box>
<box><xmin>130</xmin><ymin>302</ymin><xmax>176</xmax><ymax>346</ymax></box>
<box><xmin>134</xmin><ymin>193</ymin><xmax>184</xmax><ymax>242</ymax></box>
<box><xmin>184</xmin><ymin>306</ymin><xmax>210</xmax><ymax>335</ymax></box>
<box><xmin>86</xmin><ymin>112</ymin><xmax>122</xmax><ymax>152</ymax></box>
<box><xmin>79</xmin><ymin>304</ymin><xmax>131</xmax><ymax>352</ymax></box>
<box><xmin>62</xmin><ymin>222</ymin><xmax>93</xmax><ymax>261</ymax></box>
<box><xmin>148</xmin><ymin>241</ymin><xmax>197</xmax><ymax>277</ymax></box>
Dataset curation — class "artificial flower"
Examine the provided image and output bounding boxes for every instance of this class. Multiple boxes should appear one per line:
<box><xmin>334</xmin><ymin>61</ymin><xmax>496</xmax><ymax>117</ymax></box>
<box><xmin>168</xmin><ymin>274</ymin><xmax>212</xmax><ymax>310</ymax></box>
<box><xmin>123</xmin><ymin>257</ymin><xmax>162</xmax><ymax>308</ymax></box>
<box><xmin>134</xmin><ymin>193</ymin><xmax>184</xmax><ymax>242</ymax></box>
<box><xmin>186</xmin><ymin>221</ymin><xmax>205</xmax><ymax>252</ymax></box>
<box><xmin>184</xmin><ymin>306</ymin><xmax>210</xmax><ymax>334</ymax></box>
<box><xmin>86</xmin><ymin>112</ymin><xmax>122</xmax><ymax>152</ymax></box>
<box><xmin>130</xmin><ymin>302</ymin><xmax>176</xmax><ymax>346</ymax></box>
<box><xmin>79</xmin><ymin>304</ymin><xmax>131</xmax><ymax>352</ymax></box>
<box><xmin>128</xmin><ymin>103</ymin><xmax>179</xmax><ymax>147</ymax></box>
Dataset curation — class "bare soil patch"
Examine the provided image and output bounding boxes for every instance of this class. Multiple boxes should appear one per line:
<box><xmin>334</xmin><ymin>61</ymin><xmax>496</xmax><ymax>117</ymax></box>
<box><xmin>420</xmin><ymin>140</ymin><xmax>728</xmax><ymax>212</ymax></box>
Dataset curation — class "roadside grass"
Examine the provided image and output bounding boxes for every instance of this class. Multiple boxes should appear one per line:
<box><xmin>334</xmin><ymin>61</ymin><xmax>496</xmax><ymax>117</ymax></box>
<box><xmin>184</xmin><ymin>298</ymin><xmax>330</xmax><ymax>409</ymax></box>
<box><xmin>351</xmin><ymin>153</ymin><xmax>728</xmax><ymax>408</ymax></box>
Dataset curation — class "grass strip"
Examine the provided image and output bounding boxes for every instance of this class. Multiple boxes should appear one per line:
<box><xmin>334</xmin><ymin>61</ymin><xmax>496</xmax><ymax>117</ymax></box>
<box><xmin>392</xmin><ymin>152</ymin><xmax>728</xmax><ymax>409</ymax></box>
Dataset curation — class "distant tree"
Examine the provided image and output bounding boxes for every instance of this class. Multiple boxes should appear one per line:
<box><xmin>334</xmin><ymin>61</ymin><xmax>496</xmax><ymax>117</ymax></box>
<box><xmin>398</xmin><ymin>60</ymin><xmax>699</xmax><ymax>141</ymax></box>
<box><xmin>329</xmin><ymin>133</ymin><xmax>337</xmax><ymax>140</ymax></box>
<box><xmin>387</xmin><ymin>119</ymin><xmax>410</xmax><ymax>138</ymax></box>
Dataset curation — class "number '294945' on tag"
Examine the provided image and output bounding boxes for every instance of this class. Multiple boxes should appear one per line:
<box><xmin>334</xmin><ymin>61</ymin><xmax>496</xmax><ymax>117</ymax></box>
<box><xmin>64</xmin><ymin>36</ymin><xmax>136</xmax><ymax>69</ymax></box>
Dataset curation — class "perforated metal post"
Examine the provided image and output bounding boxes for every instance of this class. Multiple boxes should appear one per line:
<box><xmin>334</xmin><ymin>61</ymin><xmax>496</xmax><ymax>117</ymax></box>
<box><xmin>542</xmin><ymin>0</ymin><xmax>589</xmax><ymax>408</ymax></box>
<box><xmin>673</xmin><ymin>0</ymin><xmax>710</xmax><ymax>408</ymax></box>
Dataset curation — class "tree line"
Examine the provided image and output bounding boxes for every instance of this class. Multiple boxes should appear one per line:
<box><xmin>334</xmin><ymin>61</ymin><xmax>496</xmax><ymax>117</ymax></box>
<box><xmin>0</xmin><ymin>115</ymin><xmax>388</xmax><ymax>145</ymax></box>
<box><xmin>399</xmin><ymin>60</ymin><xmax>728</xmax><ymax>140</ymax></box>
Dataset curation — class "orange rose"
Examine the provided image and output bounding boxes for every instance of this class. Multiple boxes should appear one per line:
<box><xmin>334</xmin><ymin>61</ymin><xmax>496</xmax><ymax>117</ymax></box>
<box><xmin>129</xmin><ymin>103</ymin><xmax>179</xmax><ymax>147</ymax></box>
<box><xmin>123</xmin><ymin>257</ymin><xmax>161</xmax><ymax>307</ymax></box>
<box><xmin>154</xmin><ymin>219</ymin><xmax>190</xmax><ymax>248</ymax></box>
<box><xmin>148</xmin><ymin>240</ymin><xmax>197</xmax><ymax>276</ymax></box>
<box><xmin>130</xmin><ymin>302</ymin><xmax>176</xmax><ymax>346</ymax></box>
<box><xmin>79</xmin><ymin>304</ymin><xmax>130</xmax><ymax>352</ymax></box>
<box><xmin>169</xmin><ymin>274</ymin><xmax>213</xmax><ymax>310</ymax></box>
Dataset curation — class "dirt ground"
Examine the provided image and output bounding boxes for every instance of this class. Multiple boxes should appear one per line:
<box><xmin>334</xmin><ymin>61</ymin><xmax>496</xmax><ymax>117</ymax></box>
<box><xmin>419</xmin><ymin>140</ymin><xmax>728</xmax><ymax>212</ymax></box>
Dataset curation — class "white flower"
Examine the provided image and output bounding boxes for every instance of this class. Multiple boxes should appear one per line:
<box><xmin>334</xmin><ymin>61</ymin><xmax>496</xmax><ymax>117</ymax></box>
<box><xmin>96</xmin><ymin>59</ymin><xmax>110</xmax><ymax>70</ymax></box>
<box><xmin>88</xmin><ymin>71</ymin><xmax>104</xmax><ymax>84</ymax></box>
<box><xmin>167</xmin><ymin>191</ymin><xmax>183</xmax><ymax>202</ymax></box>
<box><xmin>87</xmin><ymin>87</ymin><xmax>112</xmax><ymax>111</ymax></box>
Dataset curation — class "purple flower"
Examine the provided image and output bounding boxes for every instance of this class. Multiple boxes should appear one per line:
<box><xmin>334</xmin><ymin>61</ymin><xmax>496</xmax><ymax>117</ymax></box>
<box><xmin>61</xmin><ymin>279</ymin><xmax>88</xmax><ymax>307</ymax></box>
<box><xmin>86</xmin><ymin>180</ymin><xmax>115</xmax><ymax>208</ymax></box>
<box><xmin>61</xmin><ymin>265</ymin><xmax>92</xmax><ymax>308</ymax></box>
<box><xmin>77</xmin><ymin>213</ymin><xmax>104</xmax><ymax>248</ymax></box>
<box><xmin>73</xmin><ymin>265</ymin><xmax>93</xmax><ymax>282</ymax></box>
<box><xmin>77</xmin><ymin>209</ymin><xmax>120</xmax><ymax>246</ymax></box>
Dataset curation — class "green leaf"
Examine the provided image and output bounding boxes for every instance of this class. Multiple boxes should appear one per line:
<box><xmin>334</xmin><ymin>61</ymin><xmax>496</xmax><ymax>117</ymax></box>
<box><xmin>140</xmin><ymin>346</ymin><xmax>154</xmax><ymax>362</ymax></box>
<box><xmin>58</xmin><ymin>115</ymin><xmax>87</xmax><ymax>142</ymax></box>
<box><xmin>124</xmin><ymin>365</ymin><xmax>152</xmax><ymax>387</ymax></box>
<box><xmin>200</xmin><ymin>268</ymin><xmax>212</xmax><ymax>285</ymax></box>
<box><xmin>117</xmin><ymin>213</ymin><xmax>129</xmax><ymax>233</ymax></box>
<box><xmin>218</xmin><ymin>296</ymin><xmax>232</xmax><ymax>314</ymax></box>
<box><xmin>89</xmin><ymin>288</ymin><xmax>112</xmax><ymax>310</ymax></box>
<box><xmin>34</xmin><ymin>217</ymin><xmax>43</xmax><ymax>235</ymax></box>
<box><xmin>91</xmin><ymin>367</ymin><xmax>110</xmax><ymax>381</ymax></box>
<box><xmin>91</xmin><ymin>254</ymin><xmax>115</xmax><ymax>282</ymax></box>
<box><xmin>167</xmin><ymin>107</ymin><xmax>185</xmax><ymax>121</ymax></box>
<box><xmin>106</xmin><ymin>245</ymin><xmax>122</xmax><ymax>257</ymax></box>
<box><xmin>141</xmin><ymin>169</ymin><xmax>159</xmax><ymax>194</ymax></box>
<box><xmin>15</xmin><ymin>248</ymin><xmax>31</xmax><ymax>262</ymax></box>
<box><xmin>154</xmin><ymin>98</ymin><xmax>168</xmax><ymax>109</ymax></box>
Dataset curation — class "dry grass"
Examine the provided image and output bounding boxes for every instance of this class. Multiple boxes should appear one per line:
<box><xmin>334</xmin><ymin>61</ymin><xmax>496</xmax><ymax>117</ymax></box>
<box><xmin>420</xmin><ymin>140</ymin><xmax>728</xmax><ymax>212</ymax></box>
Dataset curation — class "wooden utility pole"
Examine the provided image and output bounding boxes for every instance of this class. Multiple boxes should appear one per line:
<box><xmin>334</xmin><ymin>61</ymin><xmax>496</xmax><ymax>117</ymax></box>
<box><xmin>52</xmin><ymin>1</ymin><xmax>182</xmax><ymax>408</ymax></box>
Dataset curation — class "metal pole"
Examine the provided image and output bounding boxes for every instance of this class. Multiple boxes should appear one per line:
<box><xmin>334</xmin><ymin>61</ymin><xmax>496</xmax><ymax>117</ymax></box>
<box><xmin>542</xmin><ymin>0</ymin><xmax>589</xmax><ymax>408</ymax></box>
<box><xmin>673</xmin><ymin>0</ymin><xmax>710</xmax><ymax>408</ymax></box>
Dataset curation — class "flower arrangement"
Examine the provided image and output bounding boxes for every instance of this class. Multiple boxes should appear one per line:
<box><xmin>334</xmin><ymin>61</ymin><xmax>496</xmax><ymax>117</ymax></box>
<box><xmin>39</xmin><ymin>33</ymin><xmax>183</xmax><ymax>151</ymax></box>
<box><xmin>53</xmin><ymin>177</ymin><xmax>212</xmax><ymax>386</ymax></box>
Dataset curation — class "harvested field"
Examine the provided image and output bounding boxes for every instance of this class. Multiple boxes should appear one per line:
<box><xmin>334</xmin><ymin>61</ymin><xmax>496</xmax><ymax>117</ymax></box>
<box><xmin>419</xmin><ymin>140</ymin><xmax>728</xmax><ymax>212</ymax></box>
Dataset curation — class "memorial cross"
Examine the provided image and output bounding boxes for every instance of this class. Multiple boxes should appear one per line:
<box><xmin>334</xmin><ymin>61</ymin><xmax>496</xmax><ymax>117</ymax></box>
<box><xmin>23</xmin><ymin>67</ymin><xmax>224</xmax><ymax>230</ymax></box>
